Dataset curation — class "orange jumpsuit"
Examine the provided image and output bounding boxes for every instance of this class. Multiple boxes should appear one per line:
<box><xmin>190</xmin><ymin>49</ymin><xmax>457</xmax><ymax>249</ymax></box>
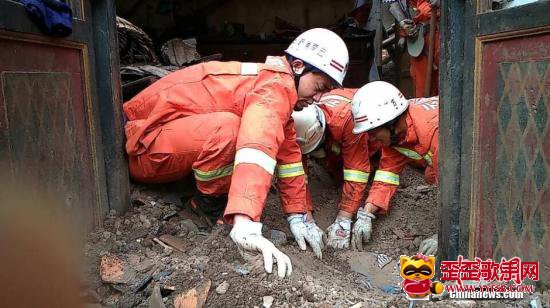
<box><xmin>123</xmin><ymin>57</ymin><xmax>307</xmax><ymax>222</ymax></box>
<box><xmin>366</xmin><ymin>96</ymin><xmax>439</xmax><ymax>213</ymax></box>
<box><xmin>304</xmin><ymin>89</ymin><xmax>381</xmax><ymax>214</ymax></box>
<box><xmin>409</xmin><ymin>0</ymin><xmax>440</xmax><ymax>97</ymax></box>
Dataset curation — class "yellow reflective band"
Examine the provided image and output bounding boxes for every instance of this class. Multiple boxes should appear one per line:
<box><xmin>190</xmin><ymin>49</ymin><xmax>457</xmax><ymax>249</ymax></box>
<box><xmin>277</xmin><ymin>162</ymin><xmax>305</xmax><ymax>179</ymax></box>
<box><xmin>343</xmin><ymin>169</ymin><xmax>370</xmax><ymax>183</ymax></box>
<box><xmin>331</xmin><ymin>144</ymin><xmax>341</xmax><ymax>155</ymax></box>
<box><xmin>193</xmin><ymin>164</ymin><xmax>233</xmax><ymax>181</ymax></box>
<box><xmin>373</xmin><ymin>170</ymin><xmax>400</xmax><ymax>185</ymax></box>
<box><xmin>423</xmin><ymin>151</ymin><xmax>433</xmax><ymax>165</ymax></box>
<box><xmin>393</xmin><ymin>146</ymin><xmax>423</xmax><ymax>160</ymax></box>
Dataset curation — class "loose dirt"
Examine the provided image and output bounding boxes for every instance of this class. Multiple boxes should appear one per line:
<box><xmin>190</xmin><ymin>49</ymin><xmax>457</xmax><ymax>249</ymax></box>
<box><xmin>84</xmin><ymin>161</ymin><xmax>547</xmax><ymax>307</ymax></box>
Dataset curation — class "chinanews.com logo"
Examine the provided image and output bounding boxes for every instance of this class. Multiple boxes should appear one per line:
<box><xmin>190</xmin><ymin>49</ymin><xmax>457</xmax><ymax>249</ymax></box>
<box><xmin>399</xmin><ymin>254</ymin><xmax>539</xmax><ymax>302</ymax></box>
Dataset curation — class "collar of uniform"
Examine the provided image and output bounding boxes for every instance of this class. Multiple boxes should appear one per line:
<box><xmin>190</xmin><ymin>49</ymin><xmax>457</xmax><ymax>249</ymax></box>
<box><xmin>265</xmin><ymin>56</ymin><xmax>293</xmax><ymax>75</ymax></box>
<box><xmin>399</xmin><ymin>110</ymin><xmax>418</xmax><ymax>146</ymax></box>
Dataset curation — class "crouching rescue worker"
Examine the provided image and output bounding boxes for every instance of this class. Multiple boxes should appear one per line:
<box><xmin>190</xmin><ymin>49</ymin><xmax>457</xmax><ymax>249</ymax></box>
<box><xmin>350</xmin><ymin>81</ymin><xmax>439</xmax><ymax>252</ymax></box>
<box><xmin>292</xmin><ymin>89</ymin><xmax>381</xmax><ymax>250</ymax></box>
<box><xmin>123</xmin><ymin>28</ymin><xmax>349</xmax><ymax>278</ymax></box>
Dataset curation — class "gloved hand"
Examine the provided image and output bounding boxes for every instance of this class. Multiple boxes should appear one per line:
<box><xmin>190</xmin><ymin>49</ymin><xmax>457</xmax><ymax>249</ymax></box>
<box><xmin>419</xmin><ymin>233</ymin><xmax>438</xmax><ymax>255</ymax></box>
<box><xmin>230</xmin><ymin>218</ymin><xmax>292</xmax><ymax>278</ymax></box>
<box><xmin>351</xmin><ymin>208</ymin><xmax>376</xmax><ymax>251</ymax></box>
<box><xmin>288</xmin><ymin>214</ymin><xmax>326</xmax><ymax>259</ymax></box>
<box><xmin>399</xmin><ymin>19</ymin><xmax>419</xmax><ymax>37</ymax></box>
<box><xmin>326</xmin><ymin>217</ymin><xmax>352</xmax><ymax>249</ymax></box>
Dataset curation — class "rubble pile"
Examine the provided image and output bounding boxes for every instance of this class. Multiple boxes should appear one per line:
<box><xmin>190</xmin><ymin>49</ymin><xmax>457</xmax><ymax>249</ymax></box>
<box><xmin>83</xmin><ymin>164</ymin><xmax>546</xmax><ymax>307</ymax></box>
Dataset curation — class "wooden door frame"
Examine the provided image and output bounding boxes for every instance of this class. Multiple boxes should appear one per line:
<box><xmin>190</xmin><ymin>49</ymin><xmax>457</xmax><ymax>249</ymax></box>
<box><xmin>439</xmin><ymin>0</ymin><xmax>550</xmax><ymax>261</ymax></box>
<box><xmin>0</xmin><ymin>0</ymin><xmax>129</xmax><ymax>220</ymax></box>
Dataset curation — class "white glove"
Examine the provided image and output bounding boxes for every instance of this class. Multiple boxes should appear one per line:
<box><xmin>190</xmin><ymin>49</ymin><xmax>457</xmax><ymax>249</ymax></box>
<box><xmin>419</xmin><ymin>234</ymin><xmax>438</xmax><ymax>256</ymax></box>
<box><xmin>287</xmin><ymin>214</ymin><xmax>327</xmax><ymax>259</ymax></box>
<box><xmin>230</xmin><ymin>219</ymin><xmax>292</xmax><ymax>278</ymax></box>
<box><xmin>351</xmin><ymin>208</ymin><xmax>375</xmax><ymax>251</ymax></box>
<box><xmin>326</xmin><ymin>217</ymin><xmax>352</xmax><ymax>249</ymax></box>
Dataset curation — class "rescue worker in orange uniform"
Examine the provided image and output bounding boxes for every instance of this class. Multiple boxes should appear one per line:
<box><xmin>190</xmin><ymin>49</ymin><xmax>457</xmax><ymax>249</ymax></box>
<box><xmin>123</xmin><ymin>28</ymin><xmax>350</xmax><ymax>278</ymax></box>
<box><xmin>389</xmin><ymin>0</ymin><xmax>440</xmax><ymax>97</ymax></box>
<box><xmin>350</xmin><ymin>81</ymin><xmax>439</xmax><ymax>251</ymax></box>
<box><xmin>292</xmin><ymin>89</ymin><xmax>381</xmax><ymax>249</ymax></box>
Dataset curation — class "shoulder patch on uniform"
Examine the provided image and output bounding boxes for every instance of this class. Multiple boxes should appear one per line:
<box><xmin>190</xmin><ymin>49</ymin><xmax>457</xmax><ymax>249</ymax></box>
<box><xmin>265</xmin><ymin>56</ymin><xmax>286</xmax><ymax>68</ymax></box>
<box><xmin>240</xmin><ymin>62</ymin><xmax>258</xmax><ymax>75</ymax></box>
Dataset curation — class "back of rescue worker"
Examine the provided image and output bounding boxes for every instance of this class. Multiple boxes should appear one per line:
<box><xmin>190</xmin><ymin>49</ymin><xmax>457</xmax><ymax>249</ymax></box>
<box><xmin>122</xmin><ymin>28</ymin><xmax>350</xmax><ymax>279</ymax></box>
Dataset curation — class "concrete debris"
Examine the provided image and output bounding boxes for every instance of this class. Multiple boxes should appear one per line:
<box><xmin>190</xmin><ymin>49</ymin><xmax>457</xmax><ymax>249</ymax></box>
<box><xmin>135</xmin><ymin>259</ymin><xmax>155</xmax><ymax>273</ymax></box>
<box><xmin>100</xmin><ymin>254</ymin><xmax>136</xmax><ymax>284</ymax></box>
<box><xmin>181</xmin><ymin>219</ymin><xmax>199</xmax><ymax>233</ymax></box>
<box><xmin>127</xmin><ymin>254</ymin><xmax>141</xmax><ymax>265</ymax></box>
<box><xmin>162</xmin><ymin>211</ymin><xmax>178</xmax><ymax>221</ymax></box>
<box><xmin>215</xmin><ymin>281</ymin><xmax>229</xmax><ymax>294</ymax></box>
<box><xmin>415</xmin><ymin>185</ymin><xmax>431</xmax><ymax>193</ymax></box>
<box><xmin>376</xmin><ymin>254</ymin><xmax>392</xmax><ymax>269</ymax></box>
<box><xmin>235</xmin><ymin>265</ymin><xmax>250</xmax><ymax>276</ymax></box>
<box><xmin>349</xmin><ymin>303</ymin><xmax>362</xmax><ymax>308</ymax></box>
<box><xmin>147</xmin><ymin>285</ymin><xmax>166</xmax><ymax>308</ymax></box>
<box><xmin>153</xmin><ymin>238</ymin><xmax>173</xmax><ymax>251</ymax></box>
<box><xmin>174</xmin><ymin>279</ymin><xmax>211</xmax><ymax>308</ymax></box>
<box><xmin>160</xmin><ymin>286</ymin><xmax>176</xmax><ymax>297</ymax></box>
<box><xmin>161</xmin><ymin>38</ymin><xmax>201</xmax><ymax>67</ymax></box>
<box><xmin>269</xmin><ymin>229</ymin><xmax>287</xmax><ymax>246</ymax></box>
<box><xmin>158</xmin><ymin>234</ymin><xmax>186</xmax><ymax>252</ymax></box>
<box><xmin>262</xmin><ymin>295</ymin><xmax>274</xmax><ymax>308</ymax></box>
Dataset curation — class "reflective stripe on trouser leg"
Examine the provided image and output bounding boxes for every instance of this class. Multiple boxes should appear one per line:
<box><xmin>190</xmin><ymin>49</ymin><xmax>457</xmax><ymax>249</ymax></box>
<box><xmin>277</xmin><ymin>162</ymin><xmax>305</xmax><ymax>178</ymax></box>
<box><xmin>193</xmin><ymin>164</ymin><xmax>234</xmax><ymax>181</ymax></box>
<box><xmin>343</xmin><ymin>169</ymin><xmax>370</xmax><ymax>183</ymax></box>
<box><xmin>373</xmin><ymin>170</ymin><xmax>400</xmax><ymax>185</ymax></box>
<box><xmin>234</xmin><ymin>148</ymin><xmax>276</xmax><ymax>175</ymax></box>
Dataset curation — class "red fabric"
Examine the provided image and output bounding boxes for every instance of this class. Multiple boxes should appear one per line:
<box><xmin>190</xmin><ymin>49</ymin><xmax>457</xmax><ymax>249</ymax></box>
<box><xmin>128</xmin><ymin>112</ymin><xmax>239</xmax><ymax>196</ymax></box>
<box><xmin>124</xmin><ymin>57</ymin><xmax>306</xmax><ymax>222</ymax></box>
<box><xmin>367</xmin><ymin>97</ymin><xmax>439</xmax><ymax>212</ymax></box>
<box><xmin>408</xmin><ymin>0</ymin><xmax>440</xmax><ymax>97</ymax></box>
<box><xmin>402</xmin><ymin>279</ymin><xmax>431</xmax><ymax>295</ymax></box>
<box><xmin>304</xmin><ymin>89</ymin><xmax>381</xmax><ymax>214</ymax></box>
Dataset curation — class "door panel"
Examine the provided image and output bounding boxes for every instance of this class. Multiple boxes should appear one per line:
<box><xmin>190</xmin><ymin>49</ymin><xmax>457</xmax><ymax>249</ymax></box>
<box><xmin>0</xmin><ymin>0</ymin><xmax>128</xmax><ymax>232</ymax></box>
<box><xmin>440</xmin><ymin>0</ymin><xmax>550</xmax><ymax>287</ymax></box>
<box><xmin>472</xmin><ymin>31</ymin><xmax>550</xmax><ymax>277</ymax></box>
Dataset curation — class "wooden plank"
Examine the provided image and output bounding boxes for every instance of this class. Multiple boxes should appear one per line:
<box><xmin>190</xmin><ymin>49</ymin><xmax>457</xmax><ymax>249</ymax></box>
<box><xmin>91</xmin><ymin>0</ymin><xmax>130</xmax><ymax>216</ymax></box>
<box><xmin>438</xmin><ymin>0</ymin><xmax>468</xmax><ymax>263</ymax></box>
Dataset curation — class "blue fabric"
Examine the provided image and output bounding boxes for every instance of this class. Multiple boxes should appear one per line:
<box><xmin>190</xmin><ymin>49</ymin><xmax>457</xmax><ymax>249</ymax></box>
<box><xmin>19</xmin><ymin>0</ymin><xmax>73</xmax><ymax>37</ymax></box>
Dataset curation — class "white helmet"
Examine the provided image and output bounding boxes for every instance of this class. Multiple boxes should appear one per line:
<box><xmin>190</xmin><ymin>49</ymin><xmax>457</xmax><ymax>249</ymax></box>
<box><xmin>285</xmin><ymin>28</ymin><xmax>349</xmax><ymax>87</ymax></box>
<box><xmin>292</xmin><ymin>104</ymin><xmax>326</xmax><ymax>154</ymax></box>
<box><xmin>351</xmin><ymin>81</ymin><xmax>409</xmax><ymax>134</ymax></box>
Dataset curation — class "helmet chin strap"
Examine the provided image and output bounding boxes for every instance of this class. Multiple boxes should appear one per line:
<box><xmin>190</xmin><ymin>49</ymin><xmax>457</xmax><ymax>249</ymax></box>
<box><xmin>386</xmin><ymin>116</ymin><xmax>402</xmax><ymax>146</ymax></box>
<box><xmin>293</xmin><ymin>66</ymin><xmax>312</xmax><ymax>90</ymax></box>
<box><xmin>389</xmin><ymin>126</ymin><xmax>400</xmax><ymax>146</ymax></box>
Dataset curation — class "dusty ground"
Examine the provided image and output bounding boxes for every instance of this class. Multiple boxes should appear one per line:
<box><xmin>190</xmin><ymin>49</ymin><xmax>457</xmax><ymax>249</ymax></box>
<box><xmin>84</xmin><ymin>161</ymin><xmax>548</xmax><ymax>307</ymax></box>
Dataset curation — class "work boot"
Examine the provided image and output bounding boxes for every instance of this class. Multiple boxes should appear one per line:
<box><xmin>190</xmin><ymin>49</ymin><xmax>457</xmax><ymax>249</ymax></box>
<box><xmin>184</xmin><ymin>193</ymin><xmax>228</xmax><ymax>227</ymax></box>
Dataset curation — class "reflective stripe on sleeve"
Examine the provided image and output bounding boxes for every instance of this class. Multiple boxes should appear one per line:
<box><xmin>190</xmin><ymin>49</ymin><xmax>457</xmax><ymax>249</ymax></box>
<box><xmin>193</xmin><ymin>164</ymin><xmax>233</xmax><ymax>181</ymax></box>
<box><xmin>277</xmin><ymin>162</ymin><xmax>305</xmax><ymax>178</ymax></box>
<box><xmin>423</xmin><ymin>151</ymin><xmax>433</xmax><ymax>165</ymax></box>
<box><xmin>234</xmin><ymin>148</ymin><xmax>276</xmax><ymax>175</ymax></box>
<box><xmin>343</xmin><ymin>169</ymin><xmax>370</xmax><ymax>183</ymax></box>
<box><xmin>393</xmin><ymin>146</ymin><xmax>423</xmax><ymax>160</ymax></box>
<box><xmin>373</xmin><ymin>170</ymin><xmax>400</xmax><ymax>185</ymax></box>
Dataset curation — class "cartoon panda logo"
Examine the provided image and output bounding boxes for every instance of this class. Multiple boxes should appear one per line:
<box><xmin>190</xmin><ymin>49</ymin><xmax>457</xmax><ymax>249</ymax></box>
<box><xmin>400</xmin><ymin>253</ymin><xmax>444</xmax><ymax>301</ymax></box>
